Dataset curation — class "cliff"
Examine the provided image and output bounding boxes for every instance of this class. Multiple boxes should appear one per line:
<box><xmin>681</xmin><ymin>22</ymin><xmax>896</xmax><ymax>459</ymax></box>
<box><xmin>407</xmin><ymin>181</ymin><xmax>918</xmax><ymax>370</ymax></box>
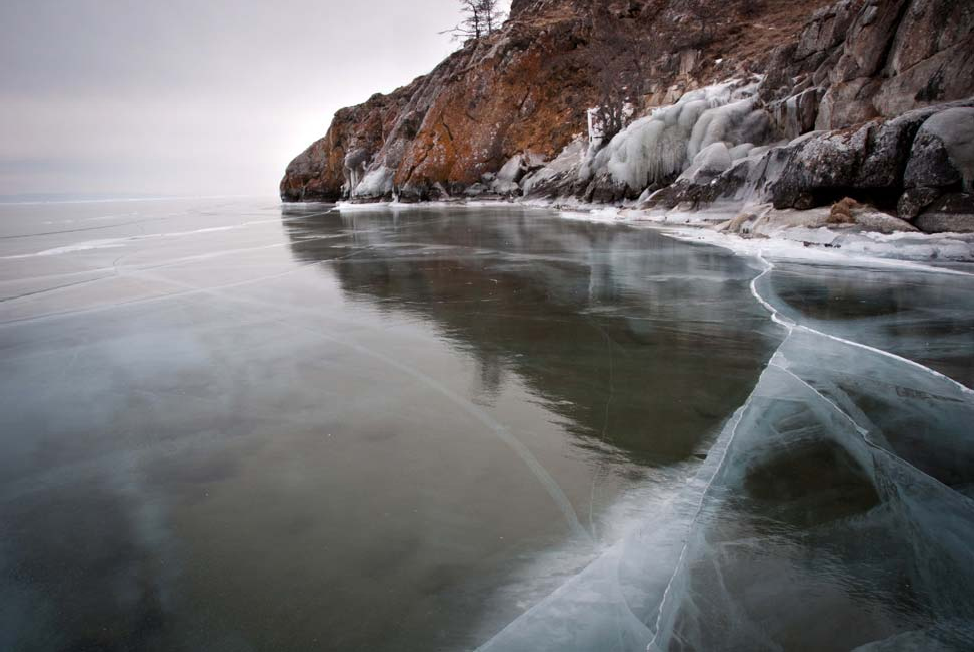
<box><xmin>281</xmin><ymin>0</ymin><xmax>974</xmax><ymax>233</ymax></box>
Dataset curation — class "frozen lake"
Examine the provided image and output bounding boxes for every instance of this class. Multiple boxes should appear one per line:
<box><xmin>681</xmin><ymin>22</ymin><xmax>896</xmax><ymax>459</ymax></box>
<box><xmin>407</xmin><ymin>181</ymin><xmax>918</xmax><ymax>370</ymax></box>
<box><xmin>1</xmin><ymin>198</ymin><xmax>972</xmax><ymax>651</ymax></box>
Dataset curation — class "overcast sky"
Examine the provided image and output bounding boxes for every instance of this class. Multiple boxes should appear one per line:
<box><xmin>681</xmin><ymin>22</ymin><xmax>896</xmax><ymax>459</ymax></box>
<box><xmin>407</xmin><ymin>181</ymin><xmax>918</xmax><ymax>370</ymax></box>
<box><xmin>0</xmin><ymin>0</ymin><xmax>510</xmax><ymax>199</ymax></box>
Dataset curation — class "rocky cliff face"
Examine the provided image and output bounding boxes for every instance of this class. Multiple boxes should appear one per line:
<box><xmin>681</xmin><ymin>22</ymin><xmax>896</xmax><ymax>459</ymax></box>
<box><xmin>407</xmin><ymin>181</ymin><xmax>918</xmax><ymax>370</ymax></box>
<box><xmin>633</xmin><ymin>0</ymin><xmax>974</xmax><ymax>232</ymax></box>
<box><xmin>281</xmin><ymin>0</ymin><xmax>974</xmax><ymax>232</ymax></box>
<box><xmin>281</xmin><ymin>0</ymin><xmax>829</xmax><ymax>202</ymax></box>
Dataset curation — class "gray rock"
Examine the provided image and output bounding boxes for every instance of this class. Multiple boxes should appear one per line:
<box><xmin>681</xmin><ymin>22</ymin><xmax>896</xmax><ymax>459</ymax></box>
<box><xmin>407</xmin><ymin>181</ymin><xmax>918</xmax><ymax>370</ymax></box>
<box><xmin>830</xmin><ymin>0</ymin><xmax>908</xmax><ymax>83</ymax></box>
<box><xmin>905</xmin><ymin>128</ymin><xmax>964</xmax><ymax>189</ymax></box>
<box><xmin>914</xmin><ymin>193</ymin><xmax>974</xmax><ymax>233</ymax></box>
<box><xmin>855</xmin><ymin>112</ymin><xmax>921</xmax><ymax>188</ymax></box>
<box><xmin>905</xmin><ymin>108</ymin><xmax>974</xmax><ymax>190</ymax></box>
<box><xmin>760</xmin><ymin>101</ymin><xmax>974</xmax><ymax>209</ymax></box>
<box><xmin>497</xmin><ymin>155</ymin><xmax>527</xmax><ymax>183</ymax></box>
<box><xmin>766</xmin><ymin>124</ymin><xmax>871</xmax><ymax>208</ymax></box>
<box><xmin>873</xmin><ymin>34</ymin><xmax>974</xmax><ymax>117</ymax></box>
<box><xmin>897</xmin><ymin>187</ymin><xmax>942</xmax><ymax>220</ymax></box>
<box><xmin>490</xmin><ymin>179</ymin><xmax>521</xmax><ymax>196</ymax></box>
<box><xmin>811</xmin><ymin>47</ymin><xmax>843</xmax><ymax>88</ymax></box>
<box><xmin>853</xmin><ymin>206</ymin><xmax>920</xmax><ymax>233</ymax></box>
<box><xmin>814</xmin><ymin>77</ymin><xmax>880</xmax><ymax>130</ymax></box>
<box><xmin>794</xmin><ymin>1</ymin><xmax>859</xmax><ymax>60</ymax></box>
<box><xmin>521</xmin><ymin>141</ymin><xmax>586</xmax><ymax>198</ymax></box>
<box><xmin>464</xmin><ymin>183</ymin><xmax>488</xmax><ymax>197</ymax></box>
<box><xmin>884</xmin><ymin>0</ymin><xmax>974</xmax><ymax>77</ymax></box>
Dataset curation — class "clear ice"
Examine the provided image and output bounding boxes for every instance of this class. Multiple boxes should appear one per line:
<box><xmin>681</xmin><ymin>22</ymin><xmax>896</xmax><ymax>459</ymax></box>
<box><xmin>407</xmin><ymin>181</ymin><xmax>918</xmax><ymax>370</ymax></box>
<box><xmin>480</xmin><ymin>252</ymin><xmax>974</xmax><ymax>651</ymax></box>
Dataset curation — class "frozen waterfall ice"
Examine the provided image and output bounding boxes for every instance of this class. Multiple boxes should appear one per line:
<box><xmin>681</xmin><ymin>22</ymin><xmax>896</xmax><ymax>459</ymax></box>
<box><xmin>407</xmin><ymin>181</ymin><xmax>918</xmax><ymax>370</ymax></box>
<box><xmin>580</xmin><ymin>78</ymin><xmax>772</xmax><ymax>192</ymax></box>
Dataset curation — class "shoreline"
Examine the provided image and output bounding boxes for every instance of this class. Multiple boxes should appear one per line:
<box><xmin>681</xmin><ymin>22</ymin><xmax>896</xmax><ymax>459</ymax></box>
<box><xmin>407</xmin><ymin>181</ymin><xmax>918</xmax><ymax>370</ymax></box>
<box><xmin>282</xmin><ymin>198</ymin><xmax>974</xmax><ymax>269</ymax></box>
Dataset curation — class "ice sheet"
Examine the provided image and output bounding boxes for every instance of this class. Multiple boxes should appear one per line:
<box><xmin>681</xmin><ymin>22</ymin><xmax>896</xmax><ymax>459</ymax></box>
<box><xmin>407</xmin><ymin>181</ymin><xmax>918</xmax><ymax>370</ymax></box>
<box><xmin>477</xmin><ymin>223</ymin><xmax>974</xmax><ymax>651</ymax></box>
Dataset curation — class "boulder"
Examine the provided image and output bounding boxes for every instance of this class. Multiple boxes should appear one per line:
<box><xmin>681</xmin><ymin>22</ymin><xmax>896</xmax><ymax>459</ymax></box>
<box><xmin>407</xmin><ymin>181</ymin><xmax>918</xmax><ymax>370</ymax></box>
<box><xmin>490</xmin><ymin>179</ymin><xmax>522</xmax><ymax>196</ymax></box>
<box><xmin>521</xmin><ymin>140</ymin><xmax>586</xmax><ymax>198</ymax></box>
<box><xmin>762</xmin><ymin>101</ymin><xmax>974</xmax><ymax>209</ymax></box>
<box><xmin>914</xmin><ymin>193</ymin><xmax>974</xmax><ymax>233</ymax></box>
<box><xmin>766</xmin><ymin>125</ymin><xmax>871</xmax><ymax>209</ymax></box>
<box><xmin>851</xmin><ymin>206</ymin><xmax>920</xmax><ymax>233</ymax></box>
<box><xmin>464</xmin><ymin>182</ymin><xmax>489</xmax><ymax>197</ymax></box>
<box><xmin>905</xmin><ymin>108</ymin><xmax>974</xmax><ymax>191</ymax></box>
<box><xmin>497</xmin><ymin>155</ymin><xmax>528</xmax><ymax>183</ymax></box>
<box><xmin>897</xmin><ymin>186</ymin><xmax>942</xmax><ymax>220</ymax></box>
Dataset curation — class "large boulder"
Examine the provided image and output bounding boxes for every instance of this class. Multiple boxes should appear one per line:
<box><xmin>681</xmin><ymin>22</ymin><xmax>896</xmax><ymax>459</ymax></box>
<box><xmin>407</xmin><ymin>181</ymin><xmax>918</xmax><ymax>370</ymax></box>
<box><xmin>764</xmin><ymin>100</ymin><xmax>974</xmax><ymax>209</ymax></box>
<box><xmin>904</xmin><ymin>108</ymin><xmax>974</xmax><ymax>190</ymax></box>
<box><xmin>765</xmin><ymin>125</ymin><xmax>872</xmax><ymax>209</ymax></box>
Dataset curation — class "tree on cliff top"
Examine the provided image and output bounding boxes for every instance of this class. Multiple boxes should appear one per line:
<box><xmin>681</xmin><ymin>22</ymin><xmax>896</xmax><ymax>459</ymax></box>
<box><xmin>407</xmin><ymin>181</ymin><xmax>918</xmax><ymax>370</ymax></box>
<box><xmin>444</xmin><ymin>0</ymin><xmax>506</xmax><ymax>41</ymax></box>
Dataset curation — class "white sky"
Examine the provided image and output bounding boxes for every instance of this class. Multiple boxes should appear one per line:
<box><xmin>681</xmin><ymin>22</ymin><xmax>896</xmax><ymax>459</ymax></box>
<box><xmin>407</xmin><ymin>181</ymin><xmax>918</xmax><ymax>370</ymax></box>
<box><xmin>0</xmin><ymin>0</ymin><xmax>511</xmax><ymax>199</ymax></box>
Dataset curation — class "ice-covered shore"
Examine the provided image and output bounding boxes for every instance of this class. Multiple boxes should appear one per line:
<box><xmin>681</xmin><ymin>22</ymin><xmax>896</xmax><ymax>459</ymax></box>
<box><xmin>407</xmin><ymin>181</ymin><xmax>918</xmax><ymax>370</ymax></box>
<box><xmin>555</xmin><ymin>201</ymin><xmax>974</xmax><ymax>265</ymax></box>
<box><xmin>333</xmin><ymin>198</ymin><xmax>974</xmax><ymax>265</ymax></box>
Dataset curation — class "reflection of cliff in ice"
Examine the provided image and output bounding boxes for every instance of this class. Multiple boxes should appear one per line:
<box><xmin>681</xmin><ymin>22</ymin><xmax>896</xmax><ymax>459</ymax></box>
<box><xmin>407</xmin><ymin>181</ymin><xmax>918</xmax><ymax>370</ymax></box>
<box><xmin>480</xmin><ymin>251</ymin><xmax>974</xmax><ymax>651</ymax></box>
<box><xmin>285</xmin><ymin>206</ymin><xmax>778</xmax><ymax>466</ymax></box>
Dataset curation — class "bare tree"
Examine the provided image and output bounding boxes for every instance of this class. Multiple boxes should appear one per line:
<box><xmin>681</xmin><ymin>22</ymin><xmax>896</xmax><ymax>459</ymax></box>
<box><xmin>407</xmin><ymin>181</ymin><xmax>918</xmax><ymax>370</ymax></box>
<box><xmin>672</xmin><ymin>0</ymin><xmax>713</xmax><ymax>47</ymax></box>
<box><xmin>443</xmin><ymin>0</ymin><xmax>505</xmax><ymax>41</ymax></box>
<box><xmin>479</xmin><ymin>0</ymin><xmax>503</xmax><ymax>34</ymax></box>
<box><xmin>586</xmin><ymin>1</ymin><xmax>654</xmax><ymax>145</ymax></box>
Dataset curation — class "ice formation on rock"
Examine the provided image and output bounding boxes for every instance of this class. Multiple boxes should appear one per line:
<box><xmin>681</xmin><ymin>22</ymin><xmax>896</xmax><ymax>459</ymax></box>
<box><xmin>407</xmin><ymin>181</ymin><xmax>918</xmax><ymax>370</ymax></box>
<box><xmin>351</xmin><ymin>166</ymin><xmax>395</xmax><ymax>199</ymax></box>
<box><xmin>579</xmin><ymin>79</ymin><xmax>770</xmax><ymax>192</ymax></box>
<box><xmin>521</xmin><ymin>141</ymin><xmax>587</xmax><ymax>196</ymax></box>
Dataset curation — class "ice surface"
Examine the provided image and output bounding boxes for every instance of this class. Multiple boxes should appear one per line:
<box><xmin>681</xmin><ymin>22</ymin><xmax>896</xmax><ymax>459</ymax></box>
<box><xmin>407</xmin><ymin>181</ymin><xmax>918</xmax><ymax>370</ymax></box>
<box><xmin>0</xmin><ymin>199</ymin><xmax>782</xmax><ymax>651</ymax></box>
<box><xmin>476</xmin><ymin>236</ymin><xmax>974</xmax><ymax>651</ymax></box>
<box><xmin>650</xmin><ymin>328</ymin><xmax>974</xmax><ymax>650</ymax></box>
<box><xmin>2</xmin><ymin>199</ymin><xmax>971</xmax><ymax>651</ymax></box>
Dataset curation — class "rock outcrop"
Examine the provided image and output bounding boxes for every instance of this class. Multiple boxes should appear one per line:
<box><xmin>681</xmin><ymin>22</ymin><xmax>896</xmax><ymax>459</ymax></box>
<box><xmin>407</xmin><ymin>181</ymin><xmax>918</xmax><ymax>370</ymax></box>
<box><xmin>281</xmin><ymin>0</ymin><xmax>830</xmax><ymax>202</ymax></box>
<box><xmin>281</xmin><ymin>0</ymin><xmax>974</xmax><ymax>233</ymax></box>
